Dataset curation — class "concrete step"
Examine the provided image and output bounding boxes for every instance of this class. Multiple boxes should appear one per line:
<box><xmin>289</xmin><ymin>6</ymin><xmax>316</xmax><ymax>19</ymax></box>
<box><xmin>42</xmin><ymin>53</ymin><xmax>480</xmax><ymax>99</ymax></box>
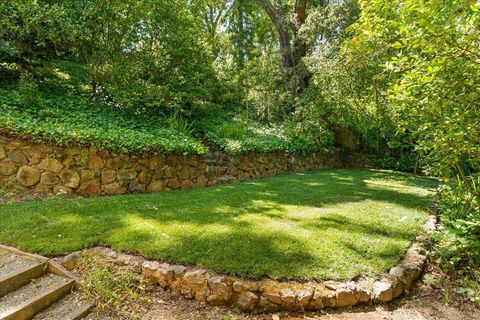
<box><xmin>0</xmin><ymin>274</ymin><xmax>74</xmax><ymax>320</ymax></box>
<box><xmin>0</xmin><ymin>262</ymin><xmax>47</xmax><ymax>297</ymax></box>
<box><xmin>32</xmin><ymin>291</ymin><xmax>93</xmax><ymax>320</ymax></box>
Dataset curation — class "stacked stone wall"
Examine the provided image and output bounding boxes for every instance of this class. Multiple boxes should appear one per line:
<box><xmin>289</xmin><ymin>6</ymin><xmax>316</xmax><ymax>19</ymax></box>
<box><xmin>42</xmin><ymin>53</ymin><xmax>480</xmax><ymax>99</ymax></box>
<box><xmin>0</xmin><ymin>134</ymin><xmax>358</xmax><ymax>196</ymax></box>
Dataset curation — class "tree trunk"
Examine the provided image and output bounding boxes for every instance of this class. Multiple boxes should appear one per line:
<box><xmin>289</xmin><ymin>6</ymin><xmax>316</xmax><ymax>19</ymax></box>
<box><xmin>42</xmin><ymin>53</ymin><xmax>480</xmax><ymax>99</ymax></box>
<box><xmin>259</xmin><ymin>0</ymin><xmax>310</xmax><ymax>95</ymax></box>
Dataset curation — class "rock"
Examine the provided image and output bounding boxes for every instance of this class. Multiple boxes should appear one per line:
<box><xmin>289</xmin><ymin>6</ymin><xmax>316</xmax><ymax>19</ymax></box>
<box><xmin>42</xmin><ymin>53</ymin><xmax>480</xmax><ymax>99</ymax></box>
<box><xmin>166</xmin><ymin>177</ymin><xmax>180</xmax><ymax>189</ymax></box>
<box><xmin>53</xmin><ymin>185</ymin><xmax>72</xmax><ymax>194</ymax></box>
<box><xmin>335</xmin><ymin>288</ymin><xmax>359</xmax><ymax>307</ymax></box>
<box><xmin>6</xmin><ymin>150</ymin><xmax>28</xmax><ymax>164</ymax></box>
<box><xmin>128</xmin><ymin>180</ymin><xmax>145</xmax><ymax>193</ymax></box>
<box><xmin>101</xmin><ymin>169</ymin><xmax>117</xmax><ymax>184</ymax></box>
<box><xmin>80</xmin><ymin>170</ymin><xmax>97</xmax><ymax>182</ymax></box>
<box><xmin>0</xmin><ymin>145</ymin><xmax>6</xmax><ymax>160</ymax></box>
<box><xmin>147</xmin><ymin>180</ymin><xmax>163</xmax><ymax>192</ymax></box>
<box><xmin>280</xmin><ymin>288</ymin><xmax>296</xmax><ymax>310</ymax></box>
<box><xmin>63</xmin><ymin>251</ymin><xmax>82</xmax><ymax>270</ymax></box>
<box><xmin>37</xmin><ymin>158</ymin><xmax>64</xmax><ymax>173</ymax></box>
<box><xmin>87</xmin><ymin>154</ymin><xmax>105</xmax><ymax>170</ymax></box>
<box><xmin>181</xmin><ymin>180</ymin><xmax>194</xmax><ymax>189</ymax></box>
<box><xmin>207</xmin><ymin>276</ymin><xmax>233</xmax><ymax>305</ymax></box>
<box><xmin>40</xmin><ymin>171</ymin><xmax>59</xmax><ymax>186</ymax></box>
<box><xmin>0</xmin><ymin>160</ymin><xmax>18</xmax><ymax>176</ymax></box>
<box><xmin>142</xmin><ymin>261</ymin><xmax>160</xmax><ymax>284</ymax></box>
<box><xmin>296</xmin><ymin>289</ymin><xmax>313</xmax><ymax>308</ymax></box>
<box><xmin>77</xmin><ymin>179</ymin><xmax>101</xmax><ymax>196</ymax></box>
<box><xmin>60</xmin><ymin>169</ymin><xmax>80</xmax><ymax>188</ymax></box>
<box><xmin>16</xmin><ymin>166</ymin><xmax>41</xmax><ymax>186</ymax></box>
<box><xmin>163</xmin><ymin>166</ymin><xmax>175</xmax><ymax>178</ymax></box>
<box><xmin>102</xmin><ymin>182</ymin><xmax>127</xmax><ymax>195</ymax></box>
<box><xmin>155</xmin><ymin>263</ymin><xmax>175</xmax><ymax>288</ymax></box>
<box><xmin>307</xmin><ymin>286</ymin><xmax>335</xmax><ymax>310</ymax></box>
<box><xmin>259</xmin><ymin>295</ymin><xmax>278</xmax><ymax>312</ymax></box>
<box><xmin>237</xmin><ymin>291</ymin><xmax>259</xmax><ymax>311</ymax></box>
<box><xmin>117</xmin><ymin>169</ymin><xmax>137</xmax><ymax>183</ymax></box>
<box><xmin>263</xmin><ymin>291</ymin><xmax>282</xmax><ymax>305</ymax></box>
<box><xmin>373</xmin><ymin>278</ymin><xmax>394</xmax><ymax>302</ymax></box>
<box><xmin>233</xmin><ymin>280</ymin><xmax>259</xmax><ymax>293</ymax></box>
<box><xmin>138</xmin><ymin>170</ymin><xmax>151</xmax><ymax>184</ymax></box>
<box><xmin>182</xmin><ymin>269</ymin><xmax>210</xmax><ymax>301</ymax></box>
<box><xmin>196</xmin><ymin>175</ymin><xmax>207</xmax><ymax>187</ymax></box>
<box><xmin>178</xmin><ymin>166</ymin><xmax>190</xmax><ymax>180</ymax></box>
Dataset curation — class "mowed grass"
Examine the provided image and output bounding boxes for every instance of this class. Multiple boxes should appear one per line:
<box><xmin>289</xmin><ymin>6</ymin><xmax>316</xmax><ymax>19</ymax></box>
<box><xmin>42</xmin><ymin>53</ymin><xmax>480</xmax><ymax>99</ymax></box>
<box><xmin>0</xmin><ymin>169</ymin><xmax>437</xmax><ymax>281</ymax></box>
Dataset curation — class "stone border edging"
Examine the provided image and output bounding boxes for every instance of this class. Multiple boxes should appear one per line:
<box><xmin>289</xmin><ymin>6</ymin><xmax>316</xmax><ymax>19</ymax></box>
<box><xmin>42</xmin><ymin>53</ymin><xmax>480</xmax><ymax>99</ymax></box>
<box><xmin>68</xmin><ymin>214</ymin><xmax>437</xmax><ymax>313</ymax></box>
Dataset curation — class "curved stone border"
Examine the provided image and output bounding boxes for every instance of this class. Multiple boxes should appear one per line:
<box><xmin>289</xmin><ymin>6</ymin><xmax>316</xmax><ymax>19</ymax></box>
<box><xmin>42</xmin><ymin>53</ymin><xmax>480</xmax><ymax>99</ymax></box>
<box><xmin>65</xmin><ymin>214</ymin><xmax>437</xmax><ymax>313</ymax></box>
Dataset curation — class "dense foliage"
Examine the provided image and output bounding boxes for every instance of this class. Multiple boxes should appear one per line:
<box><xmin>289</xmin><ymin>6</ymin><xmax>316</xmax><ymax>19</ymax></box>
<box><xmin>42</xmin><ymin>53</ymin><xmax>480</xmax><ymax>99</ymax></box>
<box><xmin>0</xmin><ymin>0</ymin><xmax>479</xmax><ymax>301</ymax></box>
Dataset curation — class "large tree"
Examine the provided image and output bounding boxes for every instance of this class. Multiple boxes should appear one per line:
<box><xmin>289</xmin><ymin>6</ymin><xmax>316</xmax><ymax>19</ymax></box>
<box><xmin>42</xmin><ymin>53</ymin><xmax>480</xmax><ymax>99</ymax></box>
<box><xmin>259</xmin><ymin>0</ymin><xmax>310</xmax><ymax>95</ymax></box>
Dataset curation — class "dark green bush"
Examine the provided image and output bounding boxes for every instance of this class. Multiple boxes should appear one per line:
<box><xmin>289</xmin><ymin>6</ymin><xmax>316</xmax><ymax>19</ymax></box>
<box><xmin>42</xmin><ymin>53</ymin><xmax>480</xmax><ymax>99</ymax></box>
<box><xmin>433</xmin><ymin>175</ymin><xmax>480</xmax><ymax>269</ymax></box>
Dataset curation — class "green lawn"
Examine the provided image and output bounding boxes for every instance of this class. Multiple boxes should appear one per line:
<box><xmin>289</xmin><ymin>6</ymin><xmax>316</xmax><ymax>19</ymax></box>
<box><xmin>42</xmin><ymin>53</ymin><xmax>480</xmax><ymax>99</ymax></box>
<box><xmin>0</xmin><ymin>169</ymin><xmax>437</xmax><ymax>281</ymax></box>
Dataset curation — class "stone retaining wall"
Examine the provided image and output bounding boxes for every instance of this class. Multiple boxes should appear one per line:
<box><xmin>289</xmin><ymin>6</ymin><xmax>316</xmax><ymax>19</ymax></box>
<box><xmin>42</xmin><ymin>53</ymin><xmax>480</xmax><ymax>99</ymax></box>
<box><xmin>0</xmin><ymin>134</ymin><xmax>359</xmax><ymax>196</ymax></box>
<box><xmin>67</xmin><ymin>215</ymin><xmax>435</xmax><ymax>313</ymax></box>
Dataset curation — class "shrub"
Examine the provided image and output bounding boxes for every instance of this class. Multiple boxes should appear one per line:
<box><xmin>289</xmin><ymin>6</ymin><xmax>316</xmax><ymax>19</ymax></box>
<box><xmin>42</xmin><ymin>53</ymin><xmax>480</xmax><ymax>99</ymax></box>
<box><xmin>432</xmin><ymin>175</ymin><xmax>480</xmax><ymax>269</ymax></box>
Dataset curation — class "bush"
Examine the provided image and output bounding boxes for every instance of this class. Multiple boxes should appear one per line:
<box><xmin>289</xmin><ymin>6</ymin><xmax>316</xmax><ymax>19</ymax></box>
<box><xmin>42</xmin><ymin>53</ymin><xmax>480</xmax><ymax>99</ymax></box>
<box><xmin>432</xmin><ymin>175</ymin><xmax>480</xmax><ymax>269</ymax></box>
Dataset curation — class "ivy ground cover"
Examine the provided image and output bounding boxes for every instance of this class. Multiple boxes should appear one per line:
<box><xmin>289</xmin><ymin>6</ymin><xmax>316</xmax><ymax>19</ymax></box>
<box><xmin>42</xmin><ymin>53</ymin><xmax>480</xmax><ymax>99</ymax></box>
<box><xmin>0</xmin><ymin>169</ymin><xmax>437</xmax><ymax>281</ymax></box>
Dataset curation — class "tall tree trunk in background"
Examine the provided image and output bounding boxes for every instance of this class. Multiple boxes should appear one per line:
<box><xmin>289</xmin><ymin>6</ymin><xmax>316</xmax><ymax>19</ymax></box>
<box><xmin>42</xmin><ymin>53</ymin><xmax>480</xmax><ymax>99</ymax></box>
<box><xmin>259</xmin><ymin>0</ymin><xmax>310</xmax><ymax>96</ymax></box>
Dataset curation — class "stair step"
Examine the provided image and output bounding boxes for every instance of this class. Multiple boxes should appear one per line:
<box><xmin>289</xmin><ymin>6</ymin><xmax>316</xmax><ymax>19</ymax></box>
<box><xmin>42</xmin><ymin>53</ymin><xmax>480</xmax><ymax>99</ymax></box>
<box><xmin>0</xmin><ymin>251</ymin><xmax>44</xmax><ymax>279</ymax></box>
<box><xmin>0</xmin><ymin>262</ymin><xmax>47</xmax><ymax>297</ymax></box>
<box><xmin>32</xmin><ymin>291</ymin><xmax>93</xmax><ymax>320</ymax></box>
<box><xmin>0</xmin><ymin>274</ymin><xmax>74</xmax><ymax>320</ymax></box>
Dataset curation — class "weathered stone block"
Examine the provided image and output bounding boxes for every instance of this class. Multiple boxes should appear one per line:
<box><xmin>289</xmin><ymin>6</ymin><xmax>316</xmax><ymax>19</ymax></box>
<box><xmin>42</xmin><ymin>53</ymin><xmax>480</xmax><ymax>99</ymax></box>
<box><xmin>16</xmin><ymin>166</ymin><xmax>41</xmax><ymax>186</ymax></box>
<box><xmin>7</xmin><ymin>150</ymin><xmax>28</xmax><ymax>164</ymax></box>
<box><xmin>0</xmin><ymin>145</ymin><xmax>6</xmax><ymax>160</ymax></box>
<box><xmin>237</xmin><ymin>291</ymin><xmax>259</xmax><ymax>311</ymax></box>
<box><xmin>77</xmin><ymin>179</ymin><xmax>101</xmax><ymax>195</ymax></box>
<box><xmin>60</xmin><ymin>169</ymin><xmax>80</xmax><ymax>188</ymax></box>
<box><xmin>0</xmin><ymin>160</ymin><xmax>18</xmax><ymax>176</ymax></box>
<box><xmin>40</xmin><ymin>171</ymin><xmax>60</xmax><ymax>186</ymax></box>
<box><xmin>101</xmin><ymin>169</ymin><xmax>117</xmax><ymax>184</ymax></box>
<box><xmin>102</xmin><ymin>182</ymin><xmax>127</xmax><ymax>195</ymax></box>
<box><xmin>37</xmin><ymin>158</ymin><xmax>64</xmax><ymax>173</ymax></box>
<box><xmin>147</xmin><ymin>180</ymin><xmax>163</xmax><ymax>192</ymax></box>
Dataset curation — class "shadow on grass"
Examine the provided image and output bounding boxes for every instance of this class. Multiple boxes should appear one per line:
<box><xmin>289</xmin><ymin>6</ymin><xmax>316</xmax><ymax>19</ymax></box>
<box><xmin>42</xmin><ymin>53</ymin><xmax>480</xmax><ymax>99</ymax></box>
<box><xmin>0</xmin><ymin>169</ymin><xmax>438</xmax><ymax>280</ymax></box>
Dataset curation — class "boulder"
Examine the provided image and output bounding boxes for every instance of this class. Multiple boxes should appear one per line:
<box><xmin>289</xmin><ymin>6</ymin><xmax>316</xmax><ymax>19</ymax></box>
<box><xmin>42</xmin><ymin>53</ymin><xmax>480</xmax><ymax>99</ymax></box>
<box><xmin>53</xmin><ymin>185</ymin><xmax>72</xmax><ymax>194</ymax></box>
<box><xmin>60</xmin><ymin>169</ymin><xmax>80</xmax><ymax>188</ymax></box>
<box><xmin>181</xmin><ymin>180</ymin><xmax>194</xmax><ymax>189</ymax></box>
<box><xmin>195</xmin><ymin>175</ymin><xmax>207</xmax><ymax>187</ymax></box>
<box><xmin>138</xmin><ymin>170</ymin><xmax>151</xmax><ymax>184</ymax></box>
<box><xmin>16</xmin><ymin>166</ymin><xmax>41</xmax><ymax>186</ymax></box>
<box><xmin>237</xmin><ymin>291</ymin><xmax>259</xmax><ymax>311</ymax></box>
<box><xmin>101</xmin><ymin>169</ymin><xmax>117</xmax><ymax>184</ymax></box>
<box><xmin>207</xmin><ymin>276</ymin><xmax>233</xmax><ymax>305</ymax></box>
<box><xmin>63</xmin><ymin>251</ymin><xmax>82</xmax><ymax>270</ymax></box>
<box><xmin>0</xmin><ymin>160</ymin><xmax>18</xmax><ymax>176</ymax></box>
<box><xmin>181</xmin><ymin>269</ymin><xmax>210</xmax><ymax>301</ymax></box>
<box><xmin>147</xmin><ymin>180</ymin><xmax>163</xmax><ymax>192</ymax></box>
<box><xmin>37</xmin><ymin>158</ymin><xmax>64</xmax><ymax>173</ymax></box>
<box><xmin>117</xmin><ymin>169</ymin><xmax>137</xmax><ymax>183</ymax></box>
<box><xmin>296</xmin><ymin>289</ymin><xmax>313</xmax><ymax>308</ymax></box>
<box><xmin>102</xmin><ymin>182</ymin><xmax>127</xmax><ymax>195</ymax></box>
<box><xmin>0</xmin><ymin>145</ymin><xmax>6</xmax><ymax>160</ymax></box>
<box><xmin>40</xmin><ymin>171</ymin><xmax>60</xmax><ymax>186</ymax></box>
<box><xmin>77</xmin><ymin>179</ymin><xmax>101</xmax><ymax>195</ymax></box>
<box><xmin>373</xmin><ymin>278</ymin><xmax>394</xmax><ymax>302</ymax></box>
<box><xmin>142</xmin><ymin>261</ymin><xmax>160</xmax><ymax>284</ymax></box>
<box><xmin>87</xmin><ymin>154</ymin><xmax>105</xmax><ymax>170</ymax></box>
<box><xmin>128</xmin><ymin>181</ymin><xmax>145</xmax><ymax>193</ymax></box>
<box><xmin>6</xmin><ymin>150</ymin><xmax>28</xmax><ymax>164</ymax></box>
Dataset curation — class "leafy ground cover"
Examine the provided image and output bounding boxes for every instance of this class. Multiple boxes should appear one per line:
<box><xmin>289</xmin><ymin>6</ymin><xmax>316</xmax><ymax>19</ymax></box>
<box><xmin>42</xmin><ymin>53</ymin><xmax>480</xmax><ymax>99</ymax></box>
<box><xmin>0</xmin><ymin>169</ymin><xmax>437</xmax><ymax>281</ymax></box>
<box><xmin>0</xmin><ymin>60</ymin><xmax>321</xmax><ymax>155</ymax></box>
